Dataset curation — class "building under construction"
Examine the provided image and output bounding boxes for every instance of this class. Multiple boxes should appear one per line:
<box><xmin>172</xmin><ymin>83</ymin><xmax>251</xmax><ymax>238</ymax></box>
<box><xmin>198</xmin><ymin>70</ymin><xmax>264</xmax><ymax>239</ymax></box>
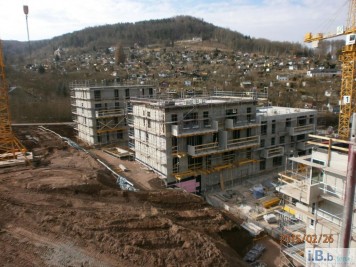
<box><xmin>70</xmin><ymin>80</ymin><xmax>155</xmax><ymax>147</ymax></box>
<box><xmin>277</xmin><ymin>135</ymin><xmax>356</xmax><ymax>266</ymax></box>
<box><xmin>129</xmin><ymin>92</ymin><xmax>317</xmax><ymax>193</ymax></box>
<box><xmin>70</xmin><ymin>83</ymin><xmax>317</xmax><ymax>192</ymax></box>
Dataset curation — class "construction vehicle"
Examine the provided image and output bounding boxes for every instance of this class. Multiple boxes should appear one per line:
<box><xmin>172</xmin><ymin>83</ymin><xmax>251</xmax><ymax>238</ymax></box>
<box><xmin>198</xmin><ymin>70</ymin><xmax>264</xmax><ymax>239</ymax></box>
<box><xmin>304</xmin><ymin>0</ymin><xmax>356</xmax><ymax>140</ymax></box>
<box><xmin>0</xmin><ymin>40</ymin><xmax>27</xmax><ymax>161</ymax></box>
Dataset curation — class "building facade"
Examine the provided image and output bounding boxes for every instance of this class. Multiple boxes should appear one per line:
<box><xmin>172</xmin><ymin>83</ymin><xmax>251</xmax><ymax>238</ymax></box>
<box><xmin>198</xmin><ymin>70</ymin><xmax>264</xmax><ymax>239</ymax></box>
<box><xmin>129</xmin><ymin>94</ymin><xmax>317</xmax><ymax>194</ymax></box>
<box><xmin>130</xmin><ymin>96</ymin><xmax>260</xmax><ymax>193</ymax></box>
<box><xmin>277</xmin><ymin>136</ymin><xmax>356</xmax><ymax>266</ymax></box>
<box><xmin>70</xmin><ymin>81</ymin><xmax>155</xmax><ymax>146</ymax></box>
<box><xmin>256</xmin><ymin>106</ymin><xmax>317</xmax><ymax>172</ymax></box>
<box><xmin>71</xmin><ymin>84</ymin><xmax>318</xmax><ymax>194</ymax></box>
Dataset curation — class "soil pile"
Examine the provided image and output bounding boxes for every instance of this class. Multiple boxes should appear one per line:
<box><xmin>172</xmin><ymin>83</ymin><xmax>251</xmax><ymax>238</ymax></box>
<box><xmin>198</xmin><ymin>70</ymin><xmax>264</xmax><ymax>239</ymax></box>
<box><xmin>0</xmin><ymin>126</ymin><xmax>248</xmax><ymax>266</ymax></box>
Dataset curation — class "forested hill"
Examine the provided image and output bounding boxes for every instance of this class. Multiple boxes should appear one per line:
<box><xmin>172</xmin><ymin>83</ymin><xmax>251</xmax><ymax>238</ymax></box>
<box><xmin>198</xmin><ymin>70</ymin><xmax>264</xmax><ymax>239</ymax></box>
<box><xmin>3</xmin><ymin>16</ymin><xmax>309</xmax><ymax>63</ymax></box>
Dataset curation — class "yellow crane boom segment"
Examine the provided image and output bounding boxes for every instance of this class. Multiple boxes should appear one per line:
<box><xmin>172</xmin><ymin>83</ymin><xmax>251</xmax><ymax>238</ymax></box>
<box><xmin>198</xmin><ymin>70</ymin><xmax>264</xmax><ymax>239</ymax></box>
<box><xmin>305</xmin><ymin>0</ymin><xmax>356</xmax><ymax>140</ymax></box>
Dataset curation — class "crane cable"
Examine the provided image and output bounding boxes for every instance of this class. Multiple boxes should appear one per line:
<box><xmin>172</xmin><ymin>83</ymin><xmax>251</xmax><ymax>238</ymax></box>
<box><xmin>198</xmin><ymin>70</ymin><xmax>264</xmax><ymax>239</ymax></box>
<box><xmin>311</xmin><ymin>0</ymin><xmax>349</xmax><ymax>36</ymax></box>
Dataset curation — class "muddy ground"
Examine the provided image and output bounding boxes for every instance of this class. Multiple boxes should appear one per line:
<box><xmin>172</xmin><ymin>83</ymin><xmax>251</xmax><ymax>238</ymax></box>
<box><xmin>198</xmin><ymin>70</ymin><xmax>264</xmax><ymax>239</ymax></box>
<box><xmin>0</xmin><ymin>126</ymin><xmax>251</xmax><ymax>267</ymax></box>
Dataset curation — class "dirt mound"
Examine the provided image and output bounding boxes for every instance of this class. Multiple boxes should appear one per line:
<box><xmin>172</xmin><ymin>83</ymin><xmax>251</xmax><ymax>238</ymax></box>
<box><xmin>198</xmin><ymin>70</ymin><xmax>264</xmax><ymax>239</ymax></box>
<box><xmin>0</xmin><ymin>126</ymin><xmax>248</xmax><ymax>266</ymax></box>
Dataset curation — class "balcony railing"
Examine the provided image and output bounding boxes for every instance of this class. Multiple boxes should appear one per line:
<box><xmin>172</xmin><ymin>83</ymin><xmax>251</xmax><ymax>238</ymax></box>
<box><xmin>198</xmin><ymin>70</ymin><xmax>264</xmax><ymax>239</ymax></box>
<box><xmin>261</xmin><ymin>146</ymin><xmax>284</xmax><ymax>158</ymax></box>
<box><xmin>95</xmin><ymin>108</ymin><xmax>125</xmax><ymax>118</ymax></box>
<box><xmin>277</xmin><ymin>170</ymin><xmax>322</xmax><ymax>204</ymax></box>
<box><xmin>171</xmin><ymin>120</ymin><xmax>218</xmax><ymax>137</ymax></box>
<box><xmin>319</xmin><ymin>182</ymin><xmax>356</xmax><ymax>206</ymax></box>
<box><xmin>188</xmin><ymin>142</ymin><xmax>219</xmax><ymax>157</ymax></box>
<box><xmin>317</xmin><ymin>208</ymin><xmax>343</xmax><ymax>228</ymax></box>
<box><xmin>226</xmin><ymin>135</ymin><xmax>260</xmax><ymax>150</ymax></box>
<box><xmin>187</xmin><ymin>135</ymin><xmax>259</xmax><ymax>157</ymax></box>
<box><xmin>288</xmin><ymin>124</ymin><xmax>314</xmax><ymax>136</ymax></box>
<box><xmin>225</xmin><ymin>118</ymin><xmax>259</xmax><ymax>130</ymax></box>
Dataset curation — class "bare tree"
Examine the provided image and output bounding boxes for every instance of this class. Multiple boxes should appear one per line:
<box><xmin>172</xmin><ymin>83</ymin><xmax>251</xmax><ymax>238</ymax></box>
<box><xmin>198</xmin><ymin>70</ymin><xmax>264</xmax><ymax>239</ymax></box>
<box><xmin>115</xmin><ymin>43</ymin><xmax>126</xmax><ymax>66</ymax></box>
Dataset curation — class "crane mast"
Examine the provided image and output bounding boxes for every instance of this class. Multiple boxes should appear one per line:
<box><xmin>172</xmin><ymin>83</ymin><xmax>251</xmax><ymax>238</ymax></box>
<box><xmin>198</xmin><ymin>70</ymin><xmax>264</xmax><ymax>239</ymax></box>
<box><xmin>305</xmin><ymin>0</ymin><xmax>356</xmax><ymax>140</ymax></box>
<box><xmin>0</xmin><ymin>40</ymin><xmax>27</xmax><ymax>160</ymax></box>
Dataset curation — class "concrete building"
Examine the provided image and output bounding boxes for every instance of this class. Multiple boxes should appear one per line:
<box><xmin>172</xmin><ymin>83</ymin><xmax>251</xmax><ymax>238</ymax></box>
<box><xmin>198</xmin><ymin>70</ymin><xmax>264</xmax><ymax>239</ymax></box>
<box><xmin>306</xmin><ymin>69</ymin><xmax>341</xmax><ymax>78</ymax></box>
<box><xmin>130</xmin><ymin>95</ymin><xmax>259</xmax><ymax>193</ymax></box>
<box><xmin>129</xmin><ymin>94</ymin><xmax>317</xmax><ymax>194</ymax></box>
<box><xmin>256</xmin><ymin>106</ymin><xmax>317</xmax><ymax>172</ymax></box>
<box><xmin>70</xmin><ymin>81</ymin><xmax>155</xmax><ymax>146</ymax></box>
<box><xmin>70</xmin><ymin>83</ymin><xmax>317</xmax><ymax>194</ymax></box>
<box><xmin>277</xmin><ymin>135</ymin><xmax>356</xmax><ymax>266</ymax></box>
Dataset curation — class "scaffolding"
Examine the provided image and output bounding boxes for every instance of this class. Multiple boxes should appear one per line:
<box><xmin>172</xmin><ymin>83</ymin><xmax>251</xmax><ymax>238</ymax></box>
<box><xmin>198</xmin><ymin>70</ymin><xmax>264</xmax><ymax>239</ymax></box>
<box><xmin>278</xmin><ymin>135</ymin><xmax>356</xmax><ymax>266</ymax></box>
<box><xmin>129</xmin><ymin>92</ymin><xmax>263</xmax><ymax>191</ymax></box>
<box><xmin>173</xmin><ymin>157</ymin><xmax>257</xmax><ymax>181</ymax></box>
<box><xmin>70</xmin><ymin>84</ymin><xmax>134</xmax><ymax>146</ymax></box>
<box><xmin>278</xmin><ymin>207</ymin><xmax>307</xmax><ymax>267</ymax></box>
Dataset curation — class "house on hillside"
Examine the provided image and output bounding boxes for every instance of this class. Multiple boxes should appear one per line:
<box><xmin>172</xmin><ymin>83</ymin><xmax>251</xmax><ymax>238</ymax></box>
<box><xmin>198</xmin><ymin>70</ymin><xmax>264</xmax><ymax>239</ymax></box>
<box><xmin>306</xmin><ymin>69</ymin><xmax>341</xmax><ymax>78</ymax></box>
<box><xmin>276</xmin><ymin>75</ymin><xmax>289</xmax><ymax>82</ymax></box>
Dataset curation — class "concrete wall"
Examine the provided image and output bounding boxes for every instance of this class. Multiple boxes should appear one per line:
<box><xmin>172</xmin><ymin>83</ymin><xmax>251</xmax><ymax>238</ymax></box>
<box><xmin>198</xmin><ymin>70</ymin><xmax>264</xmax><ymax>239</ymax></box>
<box><xmin>72</xmin><ymin>84</ymin><xmax>155</xmax><ymax>146</ymax></box>
<box><xmin>257</xmin><ymin>108</ymin><xmax>317</xmax><ymax>171</ymax></box>
<box><xmin>132</xmin><ymin>98</ymin><xmax>260</xmax><ymax>190</ymax></box>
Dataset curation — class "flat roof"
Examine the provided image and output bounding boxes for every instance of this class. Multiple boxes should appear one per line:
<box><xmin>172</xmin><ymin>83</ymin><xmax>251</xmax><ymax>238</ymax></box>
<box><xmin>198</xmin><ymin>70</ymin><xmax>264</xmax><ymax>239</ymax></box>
<box><xmin>70</xmin><ymin>80</ymin><xmax>154</xmax><ymax>89</ymax></box>
<box><xmin>130</xmin><ymin>96</ymin><xmax>256</xmax><ymax>107</ymax></box>
<box><xmin>257</xmin><ymin>106</ymin><xmax>317</xmax><ymax>116</ymax></box>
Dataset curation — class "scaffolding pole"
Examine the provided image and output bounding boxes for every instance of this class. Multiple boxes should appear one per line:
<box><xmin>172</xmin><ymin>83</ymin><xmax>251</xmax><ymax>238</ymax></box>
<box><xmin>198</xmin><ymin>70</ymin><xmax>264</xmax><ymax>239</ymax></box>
<box><xmin>341</xmin><ymin>114</ymin><xmax>356</xmax><ymax>265</ymax></box>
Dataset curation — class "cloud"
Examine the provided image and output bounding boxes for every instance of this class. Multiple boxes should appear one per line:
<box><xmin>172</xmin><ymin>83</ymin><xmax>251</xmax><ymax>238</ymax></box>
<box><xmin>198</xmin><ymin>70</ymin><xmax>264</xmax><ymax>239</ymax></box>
<box><xmin>0</xmin><ymin>0</ymin><xmax>348</xmax><ymax>43</ymax></box>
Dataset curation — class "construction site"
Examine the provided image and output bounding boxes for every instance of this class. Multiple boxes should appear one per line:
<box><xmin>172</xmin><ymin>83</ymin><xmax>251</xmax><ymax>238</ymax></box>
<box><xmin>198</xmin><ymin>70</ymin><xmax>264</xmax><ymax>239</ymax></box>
<box><xmin>1</xmin><ymin>125</ymin><xmax>255</xmax><ymax>266</ymax></box>
<box><xmin>1</xmin><ymin>43</ymin><xmax>273</xmax><ymax>265</ymax></box>
<box><xmin>1</xmin><ymin>2</ymin><xmax>356</xmax><ymax>267</ymax></box>
<box><xmin>2</xmin><ymin>68</ymin><xmax>356</xmax><ymax>267</ymax></box>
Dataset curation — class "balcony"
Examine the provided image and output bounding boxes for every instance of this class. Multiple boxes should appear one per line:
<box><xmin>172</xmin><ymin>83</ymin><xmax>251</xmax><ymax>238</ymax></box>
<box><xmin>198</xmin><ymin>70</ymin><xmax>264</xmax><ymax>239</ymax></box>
<box><xmin>187</xmin><ymin>135</ymin><xmax>259</xmax><ymax>157</ymax></box>
<box><xmin>318</xmin><ymin>179</ymin><xmax>356</xmax><ymax>206</ymax></box>
<box><xmin>188</xmin><ymin>142</ymin><xmax>219</xmax><ymax>157</ymax></box>
<box><xmin>297</xmin><ymin>141</ymin><xmax>314</xmax><ymax>151</ymax></box>
<box><xmin>261</xmin><ymin>146</ymin><xmax>284</xmax><ymax>158</ymax></box>
<box><xmin>317</xmin><ymin>208</ymin><xmax>343</xmax><ymax>230</ymax></box>
<box><xmin>226</xmin><ymin>135</ymin><xmax>260</xmax><ymax>151</ymax></box>
<box><xmin>171</xmin><ymin>120</ymin><xmax>218</xmax><ymax>137</ymax></box>
<box><xmin>288</xmin><ymin>124</ymin><xmax>314</xmax><ymax>136</ymax></box>
<box><xmin>225</xmin><ymin>118</ymin><xmax>259</xmax><ymax>130</ymax></box>
<box><xmin>277</xmin><ymin>170</ymin><xmax>322</xmax><ymax>205</ymax></box>
<box><xmin>95</xmin><ymin>108</ymin><xmax>125</xmax><ymax>118</ymax></box>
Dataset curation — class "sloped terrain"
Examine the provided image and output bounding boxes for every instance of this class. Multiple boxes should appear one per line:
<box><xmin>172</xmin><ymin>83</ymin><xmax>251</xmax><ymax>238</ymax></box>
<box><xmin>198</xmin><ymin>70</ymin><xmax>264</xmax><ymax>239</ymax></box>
<box><xmin>0</xmin><ymin>126</ymin><xmax>248</xmax><ymax>267</ymax></box>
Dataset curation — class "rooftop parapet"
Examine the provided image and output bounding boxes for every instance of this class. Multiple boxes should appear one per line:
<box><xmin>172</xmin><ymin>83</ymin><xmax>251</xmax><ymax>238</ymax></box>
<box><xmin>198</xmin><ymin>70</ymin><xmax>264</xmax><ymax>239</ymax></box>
<box><xmin>69</xmin><ymin>79</ymin><xmax>152</xmax><ymax>89</ymax></box>
<box><xmin>130</xmin><ymin>94</ymin><xmax>257</xmax><ymax>107</ymax></box>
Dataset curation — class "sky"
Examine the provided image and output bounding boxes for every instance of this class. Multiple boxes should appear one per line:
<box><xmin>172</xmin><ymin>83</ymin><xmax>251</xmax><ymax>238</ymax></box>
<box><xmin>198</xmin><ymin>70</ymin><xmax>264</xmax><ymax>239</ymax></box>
<box><xmin>0</xmin><ymin>0</ymin><xmax>349</xmax><ymax>43</ymax></box>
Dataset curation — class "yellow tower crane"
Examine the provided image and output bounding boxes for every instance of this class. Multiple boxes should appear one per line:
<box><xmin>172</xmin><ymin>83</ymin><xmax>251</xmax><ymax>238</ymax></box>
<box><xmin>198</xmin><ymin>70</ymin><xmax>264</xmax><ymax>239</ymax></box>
<box><xmin>305</xmin><ymin>0</ymin><xmax>356</xmax><ymax>140</ymax></box>
<box><xmin>0</xmin><ymin>40</ymin><xmax>27</xmax><ymax>160</ymax></box>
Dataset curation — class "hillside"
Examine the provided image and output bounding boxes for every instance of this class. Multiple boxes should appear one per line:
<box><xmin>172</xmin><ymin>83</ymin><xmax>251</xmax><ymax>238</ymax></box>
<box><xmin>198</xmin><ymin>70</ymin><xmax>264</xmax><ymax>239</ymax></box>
<box><xmin>1</xmin><ymin>16</ymin><xmax>342</xmax><ymax>124</ymax></box>
<box><xmin>3</xmin><ymin>16</ymin><xmax>309</xmax><ymax>64</ymax></box>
